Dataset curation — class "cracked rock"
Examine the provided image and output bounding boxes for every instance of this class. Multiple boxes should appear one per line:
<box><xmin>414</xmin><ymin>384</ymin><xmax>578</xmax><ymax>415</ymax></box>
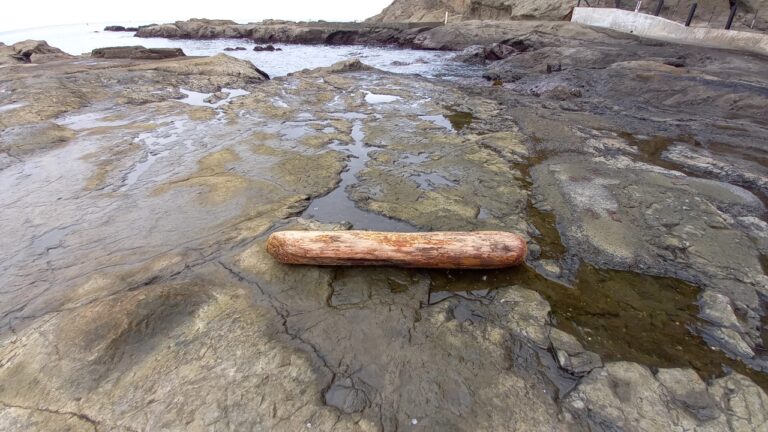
<box><xmin>324</xmin><ymin>377</ymin><xmax>370</xmax><ymax>414</ymax></box>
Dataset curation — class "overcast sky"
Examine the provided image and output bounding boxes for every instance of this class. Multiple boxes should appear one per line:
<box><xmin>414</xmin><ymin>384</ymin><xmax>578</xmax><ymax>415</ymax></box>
<box><xmin>0</xmin><ymin>0</ymin><xmax>393</xmax><ymax>32</ymax></box>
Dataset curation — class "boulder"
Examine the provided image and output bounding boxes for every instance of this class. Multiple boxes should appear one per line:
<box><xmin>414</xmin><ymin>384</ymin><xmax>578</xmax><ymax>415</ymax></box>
<box><xmin>253</xmin><ymin>44</ymin><xmax>280</xmax><ymax>52</ymax></box>
<box><xmin>128</xmin><ymin>53</ymin><xmax>270</xmax><ymax>81</ymax></box>
<box><xmin>485</xmin><ymin>42</ymin><xmax>517</xmax><ymax>60</ymax></box>
<box><xmin>288</xmin><ymin>58</ymin><xmax>372</xmax><ymax>76</ymax></box>
<box><xmin>136</xmin><ymin>23</ymin><xmax>184</xmax><ymax>38</ymax></box>
<box><xmin>136</xmin><ymin>18</ymin><xmax>250</xmax><ymax>39</ymax></box>
<box><xmin>0</xmin><ymin>40</ymin><xmax>72</xmax><ymax>65</ymax></box>
<box><xmin>452</xmin><ymin>45</ymin><xmax>489</xmax><ymax>64</ymax></box>
<box><xmin>91</xmin><ymin>46</ymin><xmax>186</xmax><ymax>60</ymax></box>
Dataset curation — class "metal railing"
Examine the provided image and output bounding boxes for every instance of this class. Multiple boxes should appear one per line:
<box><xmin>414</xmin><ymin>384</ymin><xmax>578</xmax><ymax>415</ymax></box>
<box><xmin>576</xmin><ymin>0</ymin><xmax>766</xmax><ymax>32</ymax></box>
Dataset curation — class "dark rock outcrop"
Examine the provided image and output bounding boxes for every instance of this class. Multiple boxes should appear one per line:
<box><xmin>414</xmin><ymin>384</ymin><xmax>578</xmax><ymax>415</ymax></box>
<box><xmin>104</xmin><ymin>25</ymin><xmax>139</xmax><ymax>32</ymax></box>
<box><xmin>135</xmin><ymin>19</ymin><xmax>591</xmax><ymax>50</ymax></box>
<box><xmin>91</xmin><ymin>46</ymin><xmax>186</xmax><ymax>60</ymax></box>
<box><xmin>135</xmin><ymin>19</ymin><xmax>441</xmax><ymax>47</ymax></box>
<box><xmin>253</xmin><ymin>44</ymin><xmax>281</xmax><ymax>51</ymax></box>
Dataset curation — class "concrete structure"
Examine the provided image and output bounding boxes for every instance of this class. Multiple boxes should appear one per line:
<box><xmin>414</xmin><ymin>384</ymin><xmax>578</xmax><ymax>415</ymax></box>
<box><xmin>571</xmin><ymin>7</ymin><xmax>768</xmax><ymax>56</ymax></box>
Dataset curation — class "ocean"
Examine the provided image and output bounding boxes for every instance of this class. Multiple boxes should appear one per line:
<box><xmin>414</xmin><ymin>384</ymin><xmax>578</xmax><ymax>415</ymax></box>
<box><xmin>0</xmin><ymin>23</ymin><xmax>479</xmax><ymax>78</ymax></box>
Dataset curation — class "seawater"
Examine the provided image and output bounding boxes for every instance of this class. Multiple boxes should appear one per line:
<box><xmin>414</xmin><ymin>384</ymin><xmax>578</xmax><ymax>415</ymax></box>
<box><xmin>0</xmin><ymin>23</ymin><xmax>481</xmax><ymax>78</ymax></box>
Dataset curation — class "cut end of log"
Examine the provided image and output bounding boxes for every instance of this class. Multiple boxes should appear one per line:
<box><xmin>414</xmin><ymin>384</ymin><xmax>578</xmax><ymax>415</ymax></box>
<box><xmin>266</xmin><ymin>230</ymin><xmax>527</xmax><ymax>269</ymax></box>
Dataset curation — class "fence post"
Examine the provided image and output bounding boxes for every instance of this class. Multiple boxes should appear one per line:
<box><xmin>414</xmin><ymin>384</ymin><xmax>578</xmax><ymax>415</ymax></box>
<box><xmin>725</xmin><ymin>4</ymin><xmax>737</xmax><ymax>29</ymax></box>
<box><xmin>685</xmin><ymin>2</ymin><xmax>698</xmax><ymax>26</ymax></box>
<box><xmin>654</xmin><ymin>0</ymin><xmax>664</xmax><ymax>16</ymax></box>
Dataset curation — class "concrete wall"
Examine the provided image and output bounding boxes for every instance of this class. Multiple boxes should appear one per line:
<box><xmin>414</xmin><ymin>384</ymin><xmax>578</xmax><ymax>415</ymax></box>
<box><xmin>571</xmin><ymin>7</ymin><xmax>768</xmax><ymax>56</ymax></box>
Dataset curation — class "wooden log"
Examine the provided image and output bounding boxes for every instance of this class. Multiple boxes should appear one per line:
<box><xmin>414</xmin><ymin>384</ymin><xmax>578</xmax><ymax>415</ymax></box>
<box><xmin>266</xmin><ymin>230</ymin><xmax>527</xmax><ymax>269</ymax></box>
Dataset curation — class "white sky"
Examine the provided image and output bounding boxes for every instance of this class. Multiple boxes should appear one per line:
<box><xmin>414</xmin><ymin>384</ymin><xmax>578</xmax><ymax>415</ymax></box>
<box><xmin>0</xmin><ymin>0</ymin><xmax>393</xmax><ymax>32</ymax></box>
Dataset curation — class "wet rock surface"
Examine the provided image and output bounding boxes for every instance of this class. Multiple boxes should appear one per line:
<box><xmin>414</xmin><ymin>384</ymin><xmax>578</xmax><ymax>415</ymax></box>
<box><xmin>91</xmin><ymin>46</ymin><xmax>186</xmax><ymax>59</ymax></box>
<box><xmin>1</xmin><ymin>24</ymin><xmax>768</xmax><ymax>431</ymax></box>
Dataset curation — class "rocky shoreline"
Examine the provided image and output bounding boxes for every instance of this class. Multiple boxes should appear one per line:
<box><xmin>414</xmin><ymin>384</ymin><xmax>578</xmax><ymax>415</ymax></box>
<box><xmin>131</xmin><ymin>18</ymin><xmax>442</xmax><ymax>47</ymax></box>
<box><xmin>129</xmin><ymin>18</ymin><xmax>635</xmax><ymax>51</ymax></box>
<box><xmin>2</xmin><ymin>16</ymin><xmax>768</xmax><ymax>431</ymax></box>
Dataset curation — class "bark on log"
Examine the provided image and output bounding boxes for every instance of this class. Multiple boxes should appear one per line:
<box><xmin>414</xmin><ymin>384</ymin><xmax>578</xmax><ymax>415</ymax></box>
<box><xmin>266</xmin><ymin>230</ymin><xmax>527</xmax><ymax>269</ymax></box>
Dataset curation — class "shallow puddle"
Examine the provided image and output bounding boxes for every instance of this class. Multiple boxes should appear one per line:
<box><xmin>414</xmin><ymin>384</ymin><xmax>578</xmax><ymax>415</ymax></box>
<box><xmin>445</xmin><ymin>109</ymin><xmax>474</xmax><ymax>131</ymax></box>
<box><xmin>428</xmin><ymin>264</ymin><xmax>768</xmax><ymax>391</ymax></box>
<box><xmin>121</xmin><ymin>119</ymin><xmax>187</xmax><ymax>188</ymax></box>
<box><xmin>30</xmin><ymin>226</ymin><xmax>70</xmax><ymax>253</ymax></box>
<box><xmin>527</xmin><ymin>203</ymin><xmax>567</xmax><ymax>261</ymax></box>
<box><xmin>56</xmin><ymin>111</ymin><xmax>132</xmax><ymax>130</ymax></box>
<box><xmin>364</xmin><ymin>92</ymin><xmax>401</xmax><ymax>104</ymax></box>
<box><xmin>178</xmin><ymin>88</ymin><xmax>250</xmax><ymax>108</ymax></box>
<box><xmin>399</xmin><ymin>153</ymin><xmax>430</xmax><ymax>164</ymax></box>
<box><xmin>418</xmin><ymin>108</ymin><xmax>474</xmax><ymax>132</ymax></box>
<box><xmin>618</xmin><ymin>130</ymin><xmax>768</xmax><ymax>205</ymax></box>
<box><xmin>0</xmin><ymin>102</ymin><xmax>27</xmax><ymax>113</ymax></box>
<box><xmin>409</xmin><ymin>172</ymin><xmax>454</xmax><ymax>190</ymax></box>
<box><xmin>302</xmin><ymin>120</ymin><xmax>417</xmax><ymax>231</ymax></box>
<box><xmin>419</xmin><ymin>115</ymin><xmax>453</xmax><ymax>131</ymax></box>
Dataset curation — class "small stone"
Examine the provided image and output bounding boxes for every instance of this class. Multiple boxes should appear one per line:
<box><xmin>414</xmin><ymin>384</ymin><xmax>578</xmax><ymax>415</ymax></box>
<box><xmin>538</xmin><ymin>259</ymin><xmax>562</xmax><ymax>277</ymax></box>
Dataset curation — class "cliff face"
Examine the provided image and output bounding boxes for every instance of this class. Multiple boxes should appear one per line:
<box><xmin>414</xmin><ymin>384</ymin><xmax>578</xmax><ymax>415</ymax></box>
<box><xmin>367</xmin><ymin>0</ymin><xmax>766</xmax><ymax>27</ymax></box>
<box><xmin>367</xmin><ymin>0</ymin><xmax>575</xmax><ymax>22</ymax></box>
